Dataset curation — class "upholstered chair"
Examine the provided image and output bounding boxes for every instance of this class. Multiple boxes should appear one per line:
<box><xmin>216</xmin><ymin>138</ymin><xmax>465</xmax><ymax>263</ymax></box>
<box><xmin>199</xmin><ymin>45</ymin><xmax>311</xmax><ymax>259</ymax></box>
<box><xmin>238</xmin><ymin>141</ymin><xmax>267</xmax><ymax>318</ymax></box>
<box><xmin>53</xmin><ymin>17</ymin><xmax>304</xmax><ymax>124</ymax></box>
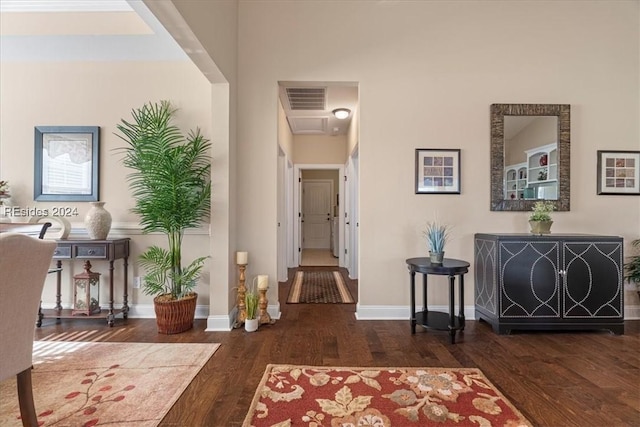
<box><xmin>0</xmin><ymin>233</ymin><xmax>57</xmax><ymax>427</ymax></box>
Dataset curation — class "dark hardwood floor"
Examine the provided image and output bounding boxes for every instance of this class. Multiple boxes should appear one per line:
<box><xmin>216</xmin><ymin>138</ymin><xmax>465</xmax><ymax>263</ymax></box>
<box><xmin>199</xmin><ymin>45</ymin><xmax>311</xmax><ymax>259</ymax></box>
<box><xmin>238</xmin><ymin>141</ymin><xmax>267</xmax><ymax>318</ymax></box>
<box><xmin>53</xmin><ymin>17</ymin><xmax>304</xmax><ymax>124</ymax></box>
<box><xmin>34</xmin><ymin>267</ymin><xmax>640</xmax><ymax>427</ymax></box>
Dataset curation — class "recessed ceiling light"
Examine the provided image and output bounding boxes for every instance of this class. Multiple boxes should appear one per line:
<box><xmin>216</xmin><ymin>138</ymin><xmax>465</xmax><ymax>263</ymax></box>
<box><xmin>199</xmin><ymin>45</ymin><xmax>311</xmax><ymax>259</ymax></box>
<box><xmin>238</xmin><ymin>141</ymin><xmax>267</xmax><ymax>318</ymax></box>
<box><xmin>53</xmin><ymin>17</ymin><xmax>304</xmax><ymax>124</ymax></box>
<box><xmin>332</xmin><ymin>108</ymin><xmax>351</xmax><ymax>120</ymax></box>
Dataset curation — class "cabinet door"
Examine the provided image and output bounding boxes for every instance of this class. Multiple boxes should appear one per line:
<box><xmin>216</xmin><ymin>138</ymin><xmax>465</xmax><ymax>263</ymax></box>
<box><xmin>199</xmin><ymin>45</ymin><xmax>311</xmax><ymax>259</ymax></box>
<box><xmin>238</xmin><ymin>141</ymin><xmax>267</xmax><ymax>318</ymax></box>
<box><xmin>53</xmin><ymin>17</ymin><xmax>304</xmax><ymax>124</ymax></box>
<box><xmin>475</xmin><ymin>238</ymin><xmax>498</xmax><ymax>315</ymax></box>
<box><xmin>499</xmin><ymin>241</ymin><xmax>560</xmax><ymax>318</ymax></box>
<box><xmin>563</xmin><ymin>241</ymin><xmax>623</xmax><ymax>319</ymax></box>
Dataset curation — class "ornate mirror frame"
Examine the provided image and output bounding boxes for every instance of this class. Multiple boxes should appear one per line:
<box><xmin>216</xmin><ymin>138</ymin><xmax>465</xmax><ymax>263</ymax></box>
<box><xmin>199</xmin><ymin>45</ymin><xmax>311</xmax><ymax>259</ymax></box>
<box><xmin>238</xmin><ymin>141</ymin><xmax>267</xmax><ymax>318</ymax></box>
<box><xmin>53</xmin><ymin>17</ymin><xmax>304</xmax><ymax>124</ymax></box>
<box><xmin>490</xmin><ymin>103</ymin><xmax>570</xmax><ymax>211</ymax></box>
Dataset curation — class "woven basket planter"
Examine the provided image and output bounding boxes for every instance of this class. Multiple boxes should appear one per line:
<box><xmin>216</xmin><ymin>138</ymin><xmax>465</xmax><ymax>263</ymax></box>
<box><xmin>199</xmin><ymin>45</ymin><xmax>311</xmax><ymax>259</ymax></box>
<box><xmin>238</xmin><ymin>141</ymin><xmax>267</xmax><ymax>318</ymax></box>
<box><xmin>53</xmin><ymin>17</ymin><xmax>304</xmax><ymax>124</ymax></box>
<box><xmin>153</xmin><ymin>292</ymin><xmax>197</xmax><ymax>334</ymax></box>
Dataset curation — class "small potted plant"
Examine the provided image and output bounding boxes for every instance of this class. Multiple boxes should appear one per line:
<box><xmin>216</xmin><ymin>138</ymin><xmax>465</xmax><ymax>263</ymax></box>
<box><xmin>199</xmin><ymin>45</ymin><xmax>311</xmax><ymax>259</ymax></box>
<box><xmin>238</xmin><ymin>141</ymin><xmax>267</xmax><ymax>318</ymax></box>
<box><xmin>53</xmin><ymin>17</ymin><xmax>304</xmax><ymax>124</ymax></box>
<box><xmin>423</xmin><ymin>221</ymin><xmax>451</xmax><ymax>264</ymax></box>
<box><xmin>624</xmin><ymin>238</ymin><xmax>640</xmax><ymax>297</ymax></box>
<box><xmin>244</xmin><ymin>287</ymin><xmax>259</xmax><ymax>332</ymax></box>
<box><xmin>529</xmin><ymin>200</ymin><xmax>554</xmax><ymax>234</ymax></box>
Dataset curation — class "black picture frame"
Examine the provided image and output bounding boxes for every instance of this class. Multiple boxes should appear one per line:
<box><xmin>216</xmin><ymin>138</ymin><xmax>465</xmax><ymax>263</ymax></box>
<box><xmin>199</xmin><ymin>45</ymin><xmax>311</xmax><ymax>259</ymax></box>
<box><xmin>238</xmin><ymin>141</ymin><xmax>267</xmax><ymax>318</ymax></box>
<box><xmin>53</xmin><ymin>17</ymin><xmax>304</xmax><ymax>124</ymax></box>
<box><xmin>415</xmin><ymin>148</ymin><xmax>461</xmax><ymax>194</ymax></box>
<box><xmin>34</xmin><ymin>126</ymin><xmax>100</xmax><ymax>201</ymax></box>
<box><xmin>597</xmin><ymin>150</ymin><xmax>640</xmax><ymax>195</ymax></box>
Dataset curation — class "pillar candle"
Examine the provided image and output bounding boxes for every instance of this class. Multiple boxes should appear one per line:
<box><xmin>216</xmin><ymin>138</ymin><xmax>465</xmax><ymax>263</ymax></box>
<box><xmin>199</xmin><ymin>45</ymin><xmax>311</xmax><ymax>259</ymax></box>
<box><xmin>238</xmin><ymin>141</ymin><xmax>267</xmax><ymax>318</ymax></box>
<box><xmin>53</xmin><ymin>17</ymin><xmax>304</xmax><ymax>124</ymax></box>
<box><xmin>257</xmin><ymin>274</ymin><xmax>269</xmax><ymax>290</ymax></box>
<box><xmin>236</xmin><ymin>251</ymin><xmax>248</xmax><ymax>265</ymax></box>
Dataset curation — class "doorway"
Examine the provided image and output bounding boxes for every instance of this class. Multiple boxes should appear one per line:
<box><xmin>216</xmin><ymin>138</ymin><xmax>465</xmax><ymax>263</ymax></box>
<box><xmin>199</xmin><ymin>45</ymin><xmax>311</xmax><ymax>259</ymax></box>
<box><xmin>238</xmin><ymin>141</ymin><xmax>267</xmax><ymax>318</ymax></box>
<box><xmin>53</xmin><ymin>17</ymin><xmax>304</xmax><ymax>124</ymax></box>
<box><xmin>294</xmin><ymin>165</ymin><xmax>343</xmax><ymax>267</ymax></box>
<box><xmin>300</xmin><ymin>174</ymin><xmax>338</xmax><ymax>266</ymax></box>
<box><xmin>277</xmin><ymin>81</ymin><xmax>359</xmax><ymax>283</ymax></box>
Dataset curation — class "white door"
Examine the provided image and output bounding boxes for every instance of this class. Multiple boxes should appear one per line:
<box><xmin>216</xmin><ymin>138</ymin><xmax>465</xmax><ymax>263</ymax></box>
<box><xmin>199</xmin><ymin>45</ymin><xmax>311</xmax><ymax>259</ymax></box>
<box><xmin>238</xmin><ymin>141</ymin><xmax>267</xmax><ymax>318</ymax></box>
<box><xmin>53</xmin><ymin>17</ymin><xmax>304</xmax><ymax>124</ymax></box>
<box><xmin>350</xmin><ymin>148</ymin><xmax>359</xmax><ymax>279</ymax></box>
<box><xmin>344</xmin><ymin>149</ymin><xmax>359</xmax><ymax>279</ymax></box>
<box><xmin>302</xmin><ymin>180</ymin><xmax>332</xmax><ymax>249</ymax></box>
<box><xmin>344</xmin><ymin>163</ymin><xmax>352</xmax><ymax>271</ymax></box>
<box><xmin>277</xmin><ymin>148</ymin><xmax>288</xmax><ymax>282</ymax></box>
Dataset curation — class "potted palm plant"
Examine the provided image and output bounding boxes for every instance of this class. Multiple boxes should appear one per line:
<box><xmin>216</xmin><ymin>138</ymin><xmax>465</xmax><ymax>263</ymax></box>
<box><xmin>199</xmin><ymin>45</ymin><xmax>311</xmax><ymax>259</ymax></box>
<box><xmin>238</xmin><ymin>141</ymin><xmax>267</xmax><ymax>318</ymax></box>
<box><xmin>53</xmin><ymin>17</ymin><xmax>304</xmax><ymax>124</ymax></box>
<box><xmin>529</xmin><ymin>200</ymin><xmax>554</xmax><ymax>235</ymax></box>
<box><xmin>116</xmin><ymin>100</ymin><xmax>211</xmax><ymax>334</ymax></box>
<box><xmin>423</xmin><ymin>220</ymin><xmax>451</xmax><ymax>264</ymax></box>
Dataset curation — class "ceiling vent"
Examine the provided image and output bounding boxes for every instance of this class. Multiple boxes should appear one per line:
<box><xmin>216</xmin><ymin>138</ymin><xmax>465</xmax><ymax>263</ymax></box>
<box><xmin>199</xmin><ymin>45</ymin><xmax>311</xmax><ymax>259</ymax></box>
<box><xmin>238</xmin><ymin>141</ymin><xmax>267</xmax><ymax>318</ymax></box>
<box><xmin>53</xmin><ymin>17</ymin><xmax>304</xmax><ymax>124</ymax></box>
<box><xmin>285</xmin><ymin>87</ymin><xmax>326</xmax><ymax>111</ymax></box>
<box><xmin>287</xmin><ymin>117</ymin><xmax>328</xmax><ymax>134</ymax></box>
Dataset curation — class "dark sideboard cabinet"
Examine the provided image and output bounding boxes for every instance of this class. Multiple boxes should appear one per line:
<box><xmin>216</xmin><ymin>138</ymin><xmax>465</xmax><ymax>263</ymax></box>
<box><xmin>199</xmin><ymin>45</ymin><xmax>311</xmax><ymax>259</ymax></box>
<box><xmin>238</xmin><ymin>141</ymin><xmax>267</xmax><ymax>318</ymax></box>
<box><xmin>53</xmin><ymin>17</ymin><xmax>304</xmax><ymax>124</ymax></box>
<box><xmin>474</xmin><ymin>233</ymin><xmax>623</xmax><ymax>335</ymax></box>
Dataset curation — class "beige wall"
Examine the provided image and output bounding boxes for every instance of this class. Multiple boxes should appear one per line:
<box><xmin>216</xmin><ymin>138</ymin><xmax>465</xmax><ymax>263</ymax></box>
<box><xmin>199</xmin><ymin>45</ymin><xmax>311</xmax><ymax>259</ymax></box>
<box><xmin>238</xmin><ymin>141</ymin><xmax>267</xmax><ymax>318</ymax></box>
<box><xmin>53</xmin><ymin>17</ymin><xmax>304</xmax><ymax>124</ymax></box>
<box><xmin>277</xmin><ymin>99</ymin><xmax>293</xmax><ymax>159</ymax></box>
<box><xmin>0</xmin><ymin>61</ymin><xmax>215</xmax><ymax>309</ymax></box>
<box><xmin>293</xmin><ymin>135</ymin><xmax>348</xmax><ymax>164</ymax></box>
<box><xmin>231</xmin><ymin>0</ymin><xmax>639</xmax><ymax>312</ymax></box>
<box><xmin>2</xmin><ymin>0</ymin><xmax>639</xmax><ymax>323</ymax></box>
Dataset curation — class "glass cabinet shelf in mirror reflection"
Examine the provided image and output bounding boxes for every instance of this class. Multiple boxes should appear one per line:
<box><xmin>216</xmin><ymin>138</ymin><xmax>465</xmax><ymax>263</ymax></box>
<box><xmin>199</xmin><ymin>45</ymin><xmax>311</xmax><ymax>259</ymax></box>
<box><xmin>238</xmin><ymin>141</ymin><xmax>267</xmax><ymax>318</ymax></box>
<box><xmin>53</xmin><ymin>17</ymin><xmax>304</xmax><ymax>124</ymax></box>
<box><xmin>504</xmin><ymin>162</ymin><xmax>527</xmax><ymax>200</ymax></box>
<box><xmin>504</xmin><ymin>143</ymin><xmax>558</xmax><ymax>201</ymax></box>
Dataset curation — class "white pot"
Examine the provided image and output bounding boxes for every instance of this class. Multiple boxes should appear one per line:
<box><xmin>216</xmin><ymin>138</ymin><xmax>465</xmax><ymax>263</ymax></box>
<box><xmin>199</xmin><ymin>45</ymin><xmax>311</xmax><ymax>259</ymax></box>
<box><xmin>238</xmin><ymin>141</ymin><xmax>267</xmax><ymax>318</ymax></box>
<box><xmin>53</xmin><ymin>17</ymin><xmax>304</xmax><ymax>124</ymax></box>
<box><xmin>244</xmin><ymin>318</ymin><xmax>259</xmax><ymax>332</ymax></box>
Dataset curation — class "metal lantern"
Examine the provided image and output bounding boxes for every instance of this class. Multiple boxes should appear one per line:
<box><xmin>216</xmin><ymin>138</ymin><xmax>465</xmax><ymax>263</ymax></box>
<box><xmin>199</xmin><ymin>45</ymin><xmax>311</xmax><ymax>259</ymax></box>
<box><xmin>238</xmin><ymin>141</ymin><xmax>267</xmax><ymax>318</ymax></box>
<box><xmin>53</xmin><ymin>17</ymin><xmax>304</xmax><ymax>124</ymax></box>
<box><xmin>73</xmin><ymin>260</ymin><xmax>101</xmax><ymax>315</ymax></box>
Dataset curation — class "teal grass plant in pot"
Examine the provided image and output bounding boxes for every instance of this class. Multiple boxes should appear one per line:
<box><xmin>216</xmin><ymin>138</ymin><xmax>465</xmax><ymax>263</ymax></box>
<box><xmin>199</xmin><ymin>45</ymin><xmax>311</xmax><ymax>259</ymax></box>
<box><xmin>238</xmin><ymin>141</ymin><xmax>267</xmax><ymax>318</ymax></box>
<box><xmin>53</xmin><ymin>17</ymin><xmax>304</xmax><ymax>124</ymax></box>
<box><xmin>424</xmin><ymin>221</ymin><xmax>451</xmax><ymax>264</ymax></box>
<box><xmin>116</xmin><ymin>100</ymin><xmax>211</xmax><ymax>334</ymax></box>
<box><xmin>529</xmin><ymin>200</ymin><xmax>554</xmax><ymax>235</ymax></box>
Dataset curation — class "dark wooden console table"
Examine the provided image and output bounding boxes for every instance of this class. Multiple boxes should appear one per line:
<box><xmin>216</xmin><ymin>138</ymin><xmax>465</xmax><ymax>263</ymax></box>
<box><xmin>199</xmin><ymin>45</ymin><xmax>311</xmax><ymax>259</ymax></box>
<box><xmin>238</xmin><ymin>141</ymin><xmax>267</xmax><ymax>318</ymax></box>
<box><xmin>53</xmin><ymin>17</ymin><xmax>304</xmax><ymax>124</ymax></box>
<box><xmin>38</xmin><ymin>238</ymin><xmax>130</xmax><ymax>327</ymax></box>
<box><xmin>474</xmin><ymin>233</ymin><xmax>623</xmax><ymax>334</ymax></box>
<box><xmin>406</xmin><ymin>257</ymin><xmax>470</xmax><ymax>344</ymax></box>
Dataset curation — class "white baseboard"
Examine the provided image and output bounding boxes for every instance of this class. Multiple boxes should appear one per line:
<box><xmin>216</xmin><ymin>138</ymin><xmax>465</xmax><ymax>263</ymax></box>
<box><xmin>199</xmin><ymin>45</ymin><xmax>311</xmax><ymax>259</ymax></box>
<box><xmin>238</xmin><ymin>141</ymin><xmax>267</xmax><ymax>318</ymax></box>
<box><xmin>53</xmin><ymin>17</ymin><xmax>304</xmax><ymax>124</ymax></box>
<box><xmin>115</xmin><ymin>304</ymin><xmax>213</xmax><ymax>319</ymax></box>
<box><xmin>624</xmin><ymin>305</ymin><xmax>640</xmax><ymax>320</ymax></box>
<box><xmin>206</xmin><ymin>315</ymin><xmax>234</xmax><ymax>331</ymax></box>
<box><xmin>40</xmin><ymin>302</ymin><xmax>639</xmax><ymax>325</ymax></box>
<box><xmin>205</xmin><ymin>303</ymin><xmax>282</xmax><ymax>331</ymax></box>
<box><xmin>40</xmin><ymin>302</ymin><xmax>210</xmax><ymax>320</ymax></box>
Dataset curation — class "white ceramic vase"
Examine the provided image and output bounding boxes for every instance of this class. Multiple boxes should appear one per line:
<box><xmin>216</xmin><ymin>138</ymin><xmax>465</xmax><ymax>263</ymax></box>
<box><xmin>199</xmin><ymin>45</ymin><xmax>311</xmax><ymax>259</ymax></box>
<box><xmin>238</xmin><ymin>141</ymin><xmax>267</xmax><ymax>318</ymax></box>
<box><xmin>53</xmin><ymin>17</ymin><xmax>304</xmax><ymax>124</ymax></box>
<box><xmin>85</xmin><ymin>202</ymin><xmax>112</xmax><ymax>240</ymax></box>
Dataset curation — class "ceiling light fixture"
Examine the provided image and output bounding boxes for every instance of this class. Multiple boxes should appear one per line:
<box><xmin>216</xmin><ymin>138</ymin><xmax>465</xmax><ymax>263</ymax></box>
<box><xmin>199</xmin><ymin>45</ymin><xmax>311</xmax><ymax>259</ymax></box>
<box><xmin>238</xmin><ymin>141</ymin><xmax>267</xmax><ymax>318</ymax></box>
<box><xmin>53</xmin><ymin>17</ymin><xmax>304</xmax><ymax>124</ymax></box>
<box><xmin>332</xmin><ymin>108</ymin><xmax>351</xmax><ymax>119</ymax></box>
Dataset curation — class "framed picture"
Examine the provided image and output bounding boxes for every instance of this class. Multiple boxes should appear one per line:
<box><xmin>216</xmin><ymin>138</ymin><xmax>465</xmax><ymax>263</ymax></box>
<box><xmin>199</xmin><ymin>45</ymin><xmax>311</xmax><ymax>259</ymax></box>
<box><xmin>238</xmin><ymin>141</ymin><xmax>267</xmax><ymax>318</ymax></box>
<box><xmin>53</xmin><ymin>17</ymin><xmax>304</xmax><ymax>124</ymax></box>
<box><xmin>597</xmin><ymin>150</ymin><xmax>640</xmax><ymax>195</ymax></box>
<box><xmin>415</xmin><ymin>148</ymin><xmax>461</xmax><ymax>194</ymax></box>
<box><xmin>34</xmin><ymin>126</ymin><xmax>100</xmax><ymax>201</ymax></box>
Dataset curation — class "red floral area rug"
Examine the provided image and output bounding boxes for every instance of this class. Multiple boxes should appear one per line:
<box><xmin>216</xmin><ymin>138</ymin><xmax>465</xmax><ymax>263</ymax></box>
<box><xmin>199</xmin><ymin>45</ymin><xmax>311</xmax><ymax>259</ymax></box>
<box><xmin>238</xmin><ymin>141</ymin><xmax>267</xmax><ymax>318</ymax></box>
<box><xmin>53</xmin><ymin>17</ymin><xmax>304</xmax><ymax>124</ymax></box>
<box><xmin>0</xmin><ymin>341</ymin><xmax>219</xmax><ymax>426</ymax></box>
<box><xmin>244</xmin><ymin>365</ymin><xmax>532</xmax><ymax>427</ymax></box>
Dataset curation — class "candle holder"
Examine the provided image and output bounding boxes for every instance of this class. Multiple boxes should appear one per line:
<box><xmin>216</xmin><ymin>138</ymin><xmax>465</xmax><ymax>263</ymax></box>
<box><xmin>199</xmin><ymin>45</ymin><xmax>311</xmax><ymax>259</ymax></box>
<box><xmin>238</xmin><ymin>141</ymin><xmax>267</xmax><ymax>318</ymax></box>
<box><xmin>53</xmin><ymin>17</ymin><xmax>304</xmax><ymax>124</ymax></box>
<box><xmin>258</xmin><ymin>287</ymin><xmax>274</xmax><ymax>325</ymax></box>
<box><xmin>234</xmin><ymin>263</ymin><xmax>248</xmax><ymax>328</ymax></box>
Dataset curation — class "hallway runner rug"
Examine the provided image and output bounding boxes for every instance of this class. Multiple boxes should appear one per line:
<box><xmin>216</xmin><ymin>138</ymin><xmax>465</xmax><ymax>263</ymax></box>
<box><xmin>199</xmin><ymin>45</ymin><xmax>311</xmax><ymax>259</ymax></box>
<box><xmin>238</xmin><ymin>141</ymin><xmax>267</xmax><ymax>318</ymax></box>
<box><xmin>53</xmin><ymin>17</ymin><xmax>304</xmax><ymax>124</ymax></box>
<box><xmin>0</xmin><ymin>341</ymin><xmax>220</xmax><ymax>427</ymax></box>
<box><xmin>243</xmin><ymin>365</ymin><xmax>533</xmax><ymax>427</ymax></box>
<box><xmin>287</xmin><ymin>270</ymin><xmax>354</xmax><ymax>304</ymax></box>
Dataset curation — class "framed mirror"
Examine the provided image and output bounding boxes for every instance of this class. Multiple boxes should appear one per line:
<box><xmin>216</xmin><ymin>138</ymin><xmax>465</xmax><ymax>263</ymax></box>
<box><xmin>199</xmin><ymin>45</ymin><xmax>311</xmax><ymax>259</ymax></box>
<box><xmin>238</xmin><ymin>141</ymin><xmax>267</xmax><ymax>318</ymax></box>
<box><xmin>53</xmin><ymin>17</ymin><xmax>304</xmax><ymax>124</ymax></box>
<box><xmin>490</xmin><ymin>104</ymin><xmax>570</xmax><ymax>211</ymax></box>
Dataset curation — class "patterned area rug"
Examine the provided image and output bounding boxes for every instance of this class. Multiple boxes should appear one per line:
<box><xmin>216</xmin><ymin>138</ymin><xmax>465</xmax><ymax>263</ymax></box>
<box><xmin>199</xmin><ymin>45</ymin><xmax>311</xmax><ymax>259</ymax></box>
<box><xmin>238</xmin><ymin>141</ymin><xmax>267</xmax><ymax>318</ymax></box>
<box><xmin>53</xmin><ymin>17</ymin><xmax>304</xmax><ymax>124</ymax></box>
<box><xmin>0</xmin><ymin>341</ymin><xmax>220</xmax><ymax>426</ymax></box>
<box><xmin>287</xmin><ymin>271</ymin><xmax>354</xmax><ymax>304</ymax></box>
<box><xmin>243</xmin><ymin>365</ymin><xmax>532</xmax><ymax>427</ymax></box>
